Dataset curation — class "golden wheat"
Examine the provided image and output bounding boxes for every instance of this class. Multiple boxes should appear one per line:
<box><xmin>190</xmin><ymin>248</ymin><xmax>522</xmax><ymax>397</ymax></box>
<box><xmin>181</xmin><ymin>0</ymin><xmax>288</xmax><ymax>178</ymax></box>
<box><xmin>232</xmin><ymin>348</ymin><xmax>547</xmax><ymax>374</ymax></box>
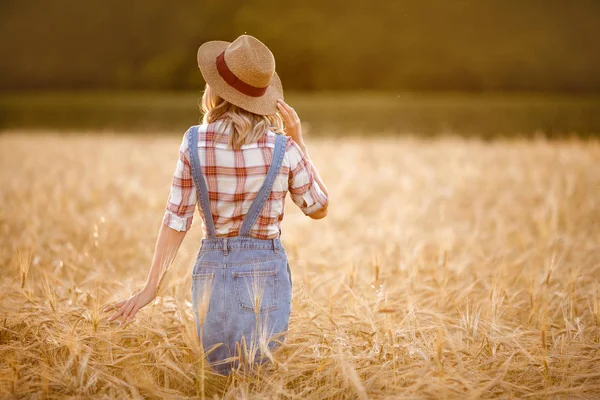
<box><xmin>1</xmin><ymin>131</ymin><xmax>599</xmax><ymax>399</ymax></box>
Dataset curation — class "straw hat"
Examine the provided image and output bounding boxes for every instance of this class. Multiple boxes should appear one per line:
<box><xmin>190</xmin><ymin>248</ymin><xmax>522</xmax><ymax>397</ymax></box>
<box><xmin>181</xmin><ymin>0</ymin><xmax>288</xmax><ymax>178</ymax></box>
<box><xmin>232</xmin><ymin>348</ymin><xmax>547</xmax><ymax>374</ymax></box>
<box><xmin>197</xmin><ymin>34</ymin><xmax>283</xmax><ymax>116</ymax></box>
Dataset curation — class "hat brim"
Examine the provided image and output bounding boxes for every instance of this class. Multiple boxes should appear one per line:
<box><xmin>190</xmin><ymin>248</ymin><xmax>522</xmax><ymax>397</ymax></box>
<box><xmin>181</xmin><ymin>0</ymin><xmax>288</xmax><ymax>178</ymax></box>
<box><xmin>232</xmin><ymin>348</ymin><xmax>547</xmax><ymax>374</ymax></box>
<box><xmin>197</xmin><ymin>40</ymin><xmax>283</xmax><ymax>116</ymax></box>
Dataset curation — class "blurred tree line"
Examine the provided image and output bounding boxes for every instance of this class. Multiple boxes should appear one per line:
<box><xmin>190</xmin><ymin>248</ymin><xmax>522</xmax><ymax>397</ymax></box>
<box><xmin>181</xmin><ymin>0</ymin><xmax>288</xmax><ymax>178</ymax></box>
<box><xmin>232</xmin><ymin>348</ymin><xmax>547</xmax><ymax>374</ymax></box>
<box><xmin>1</xmin><ymin>0</ymin><xmax>599</xmax><ymax>93</ymax></box>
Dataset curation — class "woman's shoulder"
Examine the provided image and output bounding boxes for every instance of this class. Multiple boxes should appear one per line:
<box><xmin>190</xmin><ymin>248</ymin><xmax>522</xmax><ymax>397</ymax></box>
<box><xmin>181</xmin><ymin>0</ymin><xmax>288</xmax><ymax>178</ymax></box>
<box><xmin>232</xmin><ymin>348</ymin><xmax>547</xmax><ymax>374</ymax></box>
<box><xmin>182</xmin><ymin>123</ymin><xmax>208</xmax><ymax>141</ymax></box>
<box><xmin>186</xmin><ymin>122</ymin><xmax>220</xmax><ymax>135</ymax></box>
<box><xmin>183</xmin><ymin>122</ymin><xmax>231</xmax><ymax>148</ymax></box>
<box><xmin>263</xmin><ymin>132</ymin><xmax>298</xmax><ymax>157</ymax></box>
<box><xmin>264</xmin><ymin>129</ymin><xmax>292</xmax><ymax>144</ymax></box>
<box><xmin>264</xmin><ymin>132</ymin><xmax>304</xmax><ymax>168</ymax></box>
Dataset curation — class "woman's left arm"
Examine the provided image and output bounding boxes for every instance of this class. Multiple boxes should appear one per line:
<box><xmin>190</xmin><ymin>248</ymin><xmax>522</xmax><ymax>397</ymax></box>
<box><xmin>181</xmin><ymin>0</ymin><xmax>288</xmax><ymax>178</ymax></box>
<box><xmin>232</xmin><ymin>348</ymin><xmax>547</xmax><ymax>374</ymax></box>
<box><xmin>104</xmin><ymin>129</ymin><xmax>196</xmax><ymax>325</ymax></box>
<box><xmin>103</xmin><ymin>223</ymin><xmax>186</xmax><ymax>325</ymax></box>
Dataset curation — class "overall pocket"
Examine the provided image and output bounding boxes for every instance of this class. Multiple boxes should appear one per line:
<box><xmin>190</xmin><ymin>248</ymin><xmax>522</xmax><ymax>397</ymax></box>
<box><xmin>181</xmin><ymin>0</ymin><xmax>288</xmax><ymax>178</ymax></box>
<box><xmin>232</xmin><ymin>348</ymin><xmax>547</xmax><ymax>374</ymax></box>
<box><xmin>192</xmin><ymin>272</ymin><xmax>215</xmax><ymax>317</ymax></box>
<box><xmin>231</xmin><ymin>260</ymin><xmax>280</xmax><ymax>313</ymax></box>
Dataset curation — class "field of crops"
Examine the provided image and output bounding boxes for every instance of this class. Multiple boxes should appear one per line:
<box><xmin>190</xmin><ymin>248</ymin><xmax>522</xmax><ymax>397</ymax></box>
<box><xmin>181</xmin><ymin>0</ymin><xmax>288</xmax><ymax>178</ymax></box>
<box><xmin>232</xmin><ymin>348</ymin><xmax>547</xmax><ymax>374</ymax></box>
<box><xmin>1</xmin><ymin>132</ymin><xmax>599</xmax><ymax>398</ymax></box>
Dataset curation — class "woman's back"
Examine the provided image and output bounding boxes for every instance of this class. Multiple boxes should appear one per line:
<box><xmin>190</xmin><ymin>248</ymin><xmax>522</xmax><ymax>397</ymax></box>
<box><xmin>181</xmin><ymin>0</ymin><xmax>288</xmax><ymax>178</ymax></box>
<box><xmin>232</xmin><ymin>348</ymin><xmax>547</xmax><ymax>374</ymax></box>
<box><xmin>163</xmin><ymin>121</ymin><xmax>328</xmax><ymax>239</ymax></box>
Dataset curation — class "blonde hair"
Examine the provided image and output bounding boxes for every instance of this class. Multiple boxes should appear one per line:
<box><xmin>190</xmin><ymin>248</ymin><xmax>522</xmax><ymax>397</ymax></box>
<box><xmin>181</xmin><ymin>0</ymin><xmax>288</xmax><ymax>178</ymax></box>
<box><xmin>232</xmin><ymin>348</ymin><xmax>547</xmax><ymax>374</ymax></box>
<box><xmin>200</xmin><ymin>84</ymin><xmax>285</xmax><ymax>149</ymax></box>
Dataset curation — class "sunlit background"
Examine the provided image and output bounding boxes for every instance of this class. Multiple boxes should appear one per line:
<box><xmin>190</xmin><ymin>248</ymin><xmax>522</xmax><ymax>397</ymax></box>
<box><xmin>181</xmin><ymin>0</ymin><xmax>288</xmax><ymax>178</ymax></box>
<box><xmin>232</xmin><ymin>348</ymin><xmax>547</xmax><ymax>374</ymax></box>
<box><xmin>1</xmin><ymin>0</ymin><xmax>599</xmax><ymax>136</ymax></box>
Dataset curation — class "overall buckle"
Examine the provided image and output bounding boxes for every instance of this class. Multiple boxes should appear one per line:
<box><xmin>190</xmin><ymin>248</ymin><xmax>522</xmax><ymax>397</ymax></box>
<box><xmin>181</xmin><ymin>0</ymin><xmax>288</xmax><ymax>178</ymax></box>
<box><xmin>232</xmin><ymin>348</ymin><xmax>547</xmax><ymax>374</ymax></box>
<box><xmin>223</xmin><ymin>238</ymin><xmax>229</xmax><ymax>255</ymax></box>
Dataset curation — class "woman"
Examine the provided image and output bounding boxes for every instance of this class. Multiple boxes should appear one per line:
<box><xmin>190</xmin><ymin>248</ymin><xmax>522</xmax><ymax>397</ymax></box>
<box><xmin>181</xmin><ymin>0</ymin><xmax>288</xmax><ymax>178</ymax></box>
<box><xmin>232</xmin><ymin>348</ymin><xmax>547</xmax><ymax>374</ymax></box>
<box><xmin>103</xmin><ymin>34</ymin><xmax>329</xmax><ymax>375</ymax></box>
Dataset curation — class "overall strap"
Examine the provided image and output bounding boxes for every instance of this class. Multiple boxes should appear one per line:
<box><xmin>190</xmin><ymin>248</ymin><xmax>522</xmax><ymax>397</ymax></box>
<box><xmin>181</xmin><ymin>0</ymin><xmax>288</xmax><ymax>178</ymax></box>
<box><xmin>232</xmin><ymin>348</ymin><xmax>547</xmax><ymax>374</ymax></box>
<box><xmin>239</xmin><ymin>133</ymin><xmax>287</xmax><ymax>237</ymax></box>
<box><xmin>187</xmin><ymin>126</ymin><xmax>217</xmax><ymax>238</ymax></box>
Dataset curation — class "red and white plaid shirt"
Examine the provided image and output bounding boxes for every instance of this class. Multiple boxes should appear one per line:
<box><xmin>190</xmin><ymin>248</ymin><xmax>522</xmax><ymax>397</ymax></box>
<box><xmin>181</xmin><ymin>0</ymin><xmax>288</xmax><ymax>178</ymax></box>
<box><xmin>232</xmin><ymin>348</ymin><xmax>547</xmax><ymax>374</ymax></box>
<box><xmin>162</xmin><ymin>121</ymin><xmax>328</xmax><ymax>239</ymax></box>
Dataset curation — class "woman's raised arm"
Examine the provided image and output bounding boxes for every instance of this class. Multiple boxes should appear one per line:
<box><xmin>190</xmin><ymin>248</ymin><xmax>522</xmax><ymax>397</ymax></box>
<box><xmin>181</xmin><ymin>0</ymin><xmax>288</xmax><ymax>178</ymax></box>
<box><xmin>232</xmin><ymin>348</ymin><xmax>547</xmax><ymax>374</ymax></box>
<box><xmin>277</xmin><ymin>99</ymin><xmax>329</xmax><ymax>219</ymax></box>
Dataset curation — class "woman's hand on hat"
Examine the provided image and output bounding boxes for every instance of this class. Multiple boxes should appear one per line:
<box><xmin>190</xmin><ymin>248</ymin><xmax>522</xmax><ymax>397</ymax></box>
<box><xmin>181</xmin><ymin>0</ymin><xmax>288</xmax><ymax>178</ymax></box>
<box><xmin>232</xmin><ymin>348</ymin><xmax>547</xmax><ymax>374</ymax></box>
<box><xmin>103</xmin><ymin>285</ymin><xmax>156</xmax><ymax>326</ymax></box>
<box><xmin>277</xmin><ymin>99</ymin><xmax>304</xmax><ymax>145</ymax></box>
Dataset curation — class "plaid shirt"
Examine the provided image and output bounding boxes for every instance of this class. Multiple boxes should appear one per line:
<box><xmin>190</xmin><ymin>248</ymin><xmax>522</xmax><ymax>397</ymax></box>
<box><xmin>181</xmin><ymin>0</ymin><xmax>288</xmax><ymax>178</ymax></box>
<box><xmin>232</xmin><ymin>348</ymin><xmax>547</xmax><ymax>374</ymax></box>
<box><xmin>162</xmin><ymin>121</ymin><xmax>328</xmax><ymax>239</ymax></box>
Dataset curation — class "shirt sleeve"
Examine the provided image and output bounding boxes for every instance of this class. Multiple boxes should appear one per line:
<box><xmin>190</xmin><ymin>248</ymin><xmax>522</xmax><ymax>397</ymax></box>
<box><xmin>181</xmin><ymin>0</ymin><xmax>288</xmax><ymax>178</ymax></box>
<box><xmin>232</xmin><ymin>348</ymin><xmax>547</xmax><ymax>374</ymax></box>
<box><xmin>286</xmin><ymin>137</ymin><xmax>329</xmax><ymax>215</ymax></box>
<box><xmin>162</xmin><ymin>130</ymin><xmax>197</xmax><ymax>231</ymax></box>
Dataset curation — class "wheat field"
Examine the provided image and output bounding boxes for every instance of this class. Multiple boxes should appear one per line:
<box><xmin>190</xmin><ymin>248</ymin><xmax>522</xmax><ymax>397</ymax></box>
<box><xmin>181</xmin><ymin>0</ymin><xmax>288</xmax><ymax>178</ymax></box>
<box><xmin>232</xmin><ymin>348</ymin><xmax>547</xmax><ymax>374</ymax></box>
<box><xmin>0</xmin><ymin>132</ymin><xmax>599</xmax><ymax>399</ymax></box>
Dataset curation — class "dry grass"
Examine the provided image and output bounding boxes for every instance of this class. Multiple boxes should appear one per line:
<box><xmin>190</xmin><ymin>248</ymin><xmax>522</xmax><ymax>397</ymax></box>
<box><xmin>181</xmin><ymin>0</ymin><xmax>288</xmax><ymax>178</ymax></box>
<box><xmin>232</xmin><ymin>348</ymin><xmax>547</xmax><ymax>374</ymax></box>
<box><xmin>1</xmin><ymin>131</ymin><xmax>599</xmax><ymax>399</ymax></box>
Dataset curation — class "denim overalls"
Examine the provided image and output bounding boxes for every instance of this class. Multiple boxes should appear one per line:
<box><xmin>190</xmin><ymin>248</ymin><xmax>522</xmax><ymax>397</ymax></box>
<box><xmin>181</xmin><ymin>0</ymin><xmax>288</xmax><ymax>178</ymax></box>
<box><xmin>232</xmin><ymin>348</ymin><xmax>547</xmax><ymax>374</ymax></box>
<box><xmin>188</xmin><ymin>126</ymin><xmax>292</xmax><ymax>375</ymax></box>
